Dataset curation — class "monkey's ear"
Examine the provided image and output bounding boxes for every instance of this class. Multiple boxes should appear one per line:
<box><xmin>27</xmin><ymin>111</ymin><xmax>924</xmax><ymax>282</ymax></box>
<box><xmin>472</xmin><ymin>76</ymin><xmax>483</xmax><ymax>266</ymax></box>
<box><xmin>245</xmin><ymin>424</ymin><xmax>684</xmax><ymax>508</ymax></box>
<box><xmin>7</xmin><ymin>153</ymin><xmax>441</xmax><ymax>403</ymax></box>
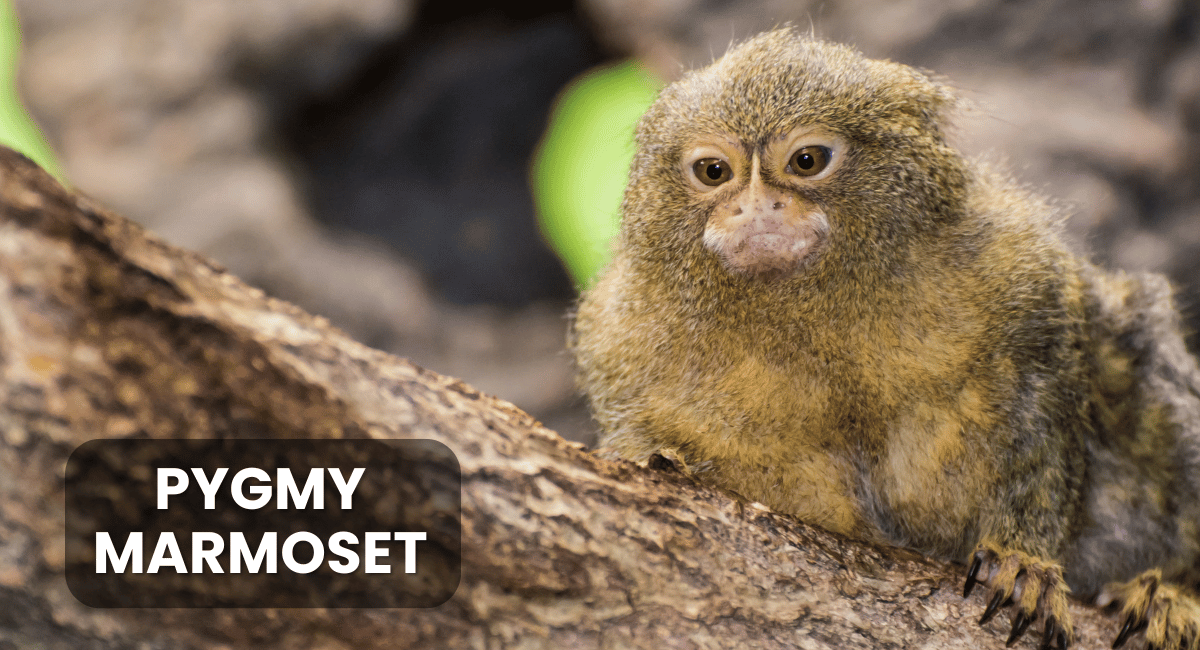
<box><xmin>874</xmin><ymin>59</ymin><xmax>965</xmax><ymax>130</ymax></box>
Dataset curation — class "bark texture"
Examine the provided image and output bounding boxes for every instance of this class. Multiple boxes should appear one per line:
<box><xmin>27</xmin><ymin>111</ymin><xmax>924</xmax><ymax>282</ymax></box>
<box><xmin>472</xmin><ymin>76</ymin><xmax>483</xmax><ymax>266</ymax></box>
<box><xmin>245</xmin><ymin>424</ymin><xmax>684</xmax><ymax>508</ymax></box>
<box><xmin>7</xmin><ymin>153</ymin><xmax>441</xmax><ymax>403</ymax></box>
<box><xmin>0</xmin><ymin>146</ymin><xmax>1120</xmax><ymax>648</ymax></box>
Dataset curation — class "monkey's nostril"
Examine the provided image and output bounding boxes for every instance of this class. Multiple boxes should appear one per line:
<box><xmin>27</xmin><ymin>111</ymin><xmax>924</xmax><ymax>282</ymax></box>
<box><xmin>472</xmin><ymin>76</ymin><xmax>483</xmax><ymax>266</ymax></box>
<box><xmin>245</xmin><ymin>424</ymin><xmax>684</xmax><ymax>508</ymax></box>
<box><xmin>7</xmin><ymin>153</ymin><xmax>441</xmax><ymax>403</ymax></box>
<box><xmin>772</xmin><ymin>202</ymin><xmax>785</xmax><ymax>210</ymax></box>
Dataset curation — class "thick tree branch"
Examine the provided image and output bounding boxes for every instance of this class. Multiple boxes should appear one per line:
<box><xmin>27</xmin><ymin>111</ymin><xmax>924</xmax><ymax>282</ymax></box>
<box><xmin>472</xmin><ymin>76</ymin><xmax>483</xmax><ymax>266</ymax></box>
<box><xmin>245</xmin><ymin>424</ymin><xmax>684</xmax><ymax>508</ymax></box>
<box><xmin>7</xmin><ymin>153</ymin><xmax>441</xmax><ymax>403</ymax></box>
<box><xmin>0</xmin><ymin>147</ymin><xmax>1115</xmax><ymax>648</ymax></box>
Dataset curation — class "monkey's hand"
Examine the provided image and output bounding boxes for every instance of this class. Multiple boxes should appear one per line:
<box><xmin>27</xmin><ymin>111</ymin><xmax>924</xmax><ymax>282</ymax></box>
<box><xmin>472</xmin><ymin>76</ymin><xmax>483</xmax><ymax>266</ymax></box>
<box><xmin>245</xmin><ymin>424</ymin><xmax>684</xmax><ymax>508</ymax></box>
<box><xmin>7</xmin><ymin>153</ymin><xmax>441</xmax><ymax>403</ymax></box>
<box><xmin>644</xmin><ymin>448</ymin><xmax>697</xmax><ymax>477</ymax></box>
<box><xmin>1100</xmin><ymin>569</ymin><xmax>1200</xmax><ymax>650</ymax></box>
<box><xmin>963</xmin><ymin>543</ymin><xmax>1073</xmax><ymax>648</ymax></box>
<box><xmin>596</xmin><ymin>445</ymin><xmax>702</xmax><ymax>478</ymax></box>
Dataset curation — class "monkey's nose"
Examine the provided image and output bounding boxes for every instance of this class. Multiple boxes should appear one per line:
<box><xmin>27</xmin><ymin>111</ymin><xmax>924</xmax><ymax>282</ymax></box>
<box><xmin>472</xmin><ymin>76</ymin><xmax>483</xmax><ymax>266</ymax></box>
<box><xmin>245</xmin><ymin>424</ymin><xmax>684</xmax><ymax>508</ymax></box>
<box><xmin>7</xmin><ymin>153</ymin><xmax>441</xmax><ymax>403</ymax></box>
<box><xmin>729</xmin><ymin>190</ymin><xmax>790</xmax><ymax>218</ymax></box>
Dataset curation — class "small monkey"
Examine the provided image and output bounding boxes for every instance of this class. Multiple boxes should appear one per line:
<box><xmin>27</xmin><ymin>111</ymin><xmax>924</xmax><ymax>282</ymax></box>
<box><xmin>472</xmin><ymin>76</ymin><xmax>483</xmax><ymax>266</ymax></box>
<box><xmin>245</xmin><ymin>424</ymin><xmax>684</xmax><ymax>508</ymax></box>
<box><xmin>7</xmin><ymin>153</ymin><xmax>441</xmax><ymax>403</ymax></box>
<box><xmin>572</xmin><ymin>29</ymin><xmax>1200</xmax><ymax>649</ymax></box>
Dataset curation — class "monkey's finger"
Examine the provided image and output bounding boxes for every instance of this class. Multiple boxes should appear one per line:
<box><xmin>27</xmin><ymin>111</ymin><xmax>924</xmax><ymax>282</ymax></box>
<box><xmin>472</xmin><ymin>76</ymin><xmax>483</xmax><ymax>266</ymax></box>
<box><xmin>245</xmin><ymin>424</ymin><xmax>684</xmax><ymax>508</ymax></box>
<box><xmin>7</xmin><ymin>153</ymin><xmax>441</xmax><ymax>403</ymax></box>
<box><xmin>980</xmin><ymin>590</ymin><xmax>1006</xmax><ymax>625</ymax></box>
<box><xmin>965</xmin><ymin>553</ymin><xmax>984</xmax><ymax>598</ymax></box>
<box><xmin>1055</xmin><ymin>626</ymin><xmax>1069</xmax><ymax>650</ymax></box>
<box><xmin>1006</xmin><ymin>610</ymin><xmax>1032</xmax><ymax>646</ymax></box>
<box><xmin>1040</xmin><ymin>615</ymin><xmax>1057</xmax><ymax>650</ymax></box>
<box><xmin>1110</xmin><ymin>613</ymin><xmax>1134</xmax><ymax>649</ymax></box>
<box><xmin>1038</xmin><ymin>615</ymin><xmax>1071</xmax><ymax>650</ymax></box>
<box><xmin>1111</xmin><ymin>612</ymin><xmax>1146</xmax><ymax>649</ymax></box>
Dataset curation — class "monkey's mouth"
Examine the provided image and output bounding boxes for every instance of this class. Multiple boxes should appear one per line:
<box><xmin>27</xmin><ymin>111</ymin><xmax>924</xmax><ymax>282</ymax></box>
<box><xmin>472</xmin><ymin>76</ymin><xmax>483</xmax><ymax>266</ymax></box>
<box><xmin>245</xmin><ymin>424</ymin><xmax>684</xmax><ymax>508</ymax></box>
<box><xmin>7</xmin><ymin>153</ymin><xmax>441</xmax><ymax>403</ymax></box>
<box><xmin>703</xmin><ymin>211</ymin><xmax>828</xmax><ymax>279</ymax></box>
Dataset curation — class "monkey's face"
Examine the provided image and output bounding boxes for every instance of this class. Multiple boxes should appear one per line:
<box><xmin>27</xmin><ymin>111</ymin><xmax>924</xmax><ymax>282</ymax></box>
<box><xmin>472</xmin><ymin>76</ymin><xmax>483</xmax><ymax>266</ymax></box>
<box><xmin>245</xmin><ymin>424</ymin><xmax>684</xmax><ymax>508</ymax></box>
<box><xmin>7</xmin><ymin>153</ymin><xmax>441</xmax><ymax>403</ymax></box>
<box><xmin>621</xmin><ymin>30</ymin><xmax>966</xmax><ymax>293</ymax></box>
<box><xmin>680</xmin><ymin>126</ymin><xmax>845</xmax><ymax>280</ymax></box>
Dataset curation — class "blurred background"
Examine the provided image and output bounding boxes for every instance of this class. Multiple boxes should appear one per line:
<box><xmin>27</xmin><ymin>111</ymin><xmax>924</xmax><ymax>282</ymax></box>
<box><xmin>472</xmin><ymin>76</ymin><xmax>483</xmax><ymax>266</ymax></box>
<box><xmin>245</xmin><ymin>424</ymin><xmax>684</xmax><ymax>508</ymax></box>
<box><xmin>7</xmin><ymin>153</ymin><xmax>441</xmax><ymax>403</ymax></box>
<box><xmin>5</xmin><ymin>0</ymin><xmax>1199</xmax><ymax>446</ymax></box>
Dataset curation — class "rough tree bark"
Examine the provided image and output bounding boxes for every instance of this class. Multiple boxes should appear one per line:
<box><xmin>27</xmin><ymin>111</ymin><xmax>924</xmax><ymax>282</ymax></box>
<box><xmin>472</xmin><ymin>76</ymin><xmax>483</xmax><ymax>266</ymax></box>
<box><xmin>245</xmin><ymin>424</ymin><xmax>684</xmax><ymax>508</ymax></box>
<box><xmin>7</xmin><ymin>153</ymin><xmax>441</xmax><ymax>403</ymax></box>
<box><xmin>0</xmin><ymin>145</ymin><xmax>1120</xmax><ymax>649</ymax></box>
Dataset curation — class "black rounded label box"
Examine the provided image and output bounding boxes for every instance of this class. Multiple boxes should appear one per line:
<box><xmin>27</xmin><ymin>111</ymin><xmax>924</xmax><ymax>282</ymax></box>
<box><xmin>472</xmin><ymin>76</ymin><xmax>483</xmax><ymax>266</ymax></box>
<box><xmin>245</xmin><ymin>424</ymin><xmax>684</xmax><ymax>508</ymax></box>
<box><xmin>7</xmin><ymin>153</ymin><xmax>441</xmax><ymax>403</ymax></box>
<box><xmin>65</xmin><ymin>438</ymin><xmax>461</xmax><ymax>608</ymax></box>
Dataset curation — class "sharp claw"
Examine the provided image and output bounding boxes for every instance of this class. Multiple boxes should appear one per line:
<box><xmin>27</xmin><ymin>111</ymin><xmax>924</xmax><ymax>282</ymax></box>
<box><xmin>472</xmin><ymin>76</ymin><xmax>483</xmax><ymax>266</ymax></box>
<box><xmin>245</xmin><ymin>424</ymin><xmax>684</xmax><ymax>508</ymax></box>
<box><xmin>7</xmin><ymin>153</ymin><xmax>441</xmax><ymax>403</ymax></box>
<box><xmin>1108</xmin><ymin>618</ymin><xmax>1128</xmax><ymax>650</ymax></box>
<box><xmin>965</xmin><ymin>555</ymin><xmax>983</xmax><ymax>598</ymax></box>
<box><xmin>1041</xmin><ymin>615</ymin><xmax>1057</xmax><ymax>650</ymax></box>
<box><xmin>1006</xmin><ymin>611</ymin><xmax>1032</xmax><ymax>647</ymax></box>
<box><xmin>980</xmin><ymin>590</ymin><xmax>1005</xmax><ymax>625</ymax></box>
<box><xmin>1112</xmin><ymin>613</ymin><xmax>1136</xmax><ymax>649</ymax></box>
<box><xmin>1056</xmin><ymin>628</ymin><xmax>1068</xmax><ymax>650</ymax></box>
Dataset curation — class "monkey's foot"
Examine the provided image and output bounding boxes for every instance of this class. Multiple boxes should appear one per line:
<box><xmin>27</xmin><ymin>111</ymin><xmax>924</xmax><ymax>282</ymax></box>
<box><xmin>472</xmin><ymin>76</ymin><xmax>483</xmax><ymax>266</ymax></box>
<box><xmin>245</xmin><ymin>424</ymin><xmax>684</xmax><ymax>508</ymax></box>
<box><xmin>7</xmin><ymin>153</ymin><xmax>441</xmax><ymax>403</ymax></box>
<box><xmin>963</xmin><ymin>544</ymin><xmax>1073</xmax><ymax>648</ymax></box>
<box><xmin>1099</xmin><ymin>569</ymin><xmax>1200</xmax><ymax>650</ymax></box>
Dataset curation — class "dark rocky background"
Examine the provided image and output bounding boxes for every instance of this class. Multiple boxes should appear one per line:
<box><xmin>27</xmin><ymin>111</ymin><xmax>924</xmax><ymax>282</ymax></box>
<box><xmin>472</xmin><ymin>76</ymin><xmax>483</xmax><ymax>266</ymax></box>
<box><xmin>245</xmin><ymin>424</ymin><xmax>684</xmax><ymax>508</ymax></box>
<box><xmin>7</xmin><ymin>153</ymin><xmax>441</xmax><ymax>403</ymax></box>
<box><xmin>14</xmin><ymin>0</ymin><xmax>1200</xmax><ymax>446</ymax></box>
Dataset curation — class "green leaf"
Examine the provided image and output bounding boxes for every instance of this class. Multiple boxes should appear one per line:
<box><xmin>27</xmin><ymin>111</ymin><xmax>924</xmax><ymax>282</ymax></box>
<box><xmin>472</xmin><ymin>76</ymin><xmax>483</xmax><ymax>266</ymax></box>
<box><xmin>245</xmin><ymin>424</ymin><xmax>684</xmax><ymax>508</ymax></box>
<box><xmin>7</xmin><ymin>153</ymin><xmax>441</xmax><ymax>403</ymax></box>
<box><xmin>0</xmin><ymin>0</ymin><xmax>64</xmax><ymax>183</ymax></box>
<box><xmin>532</xmin><ymin>60</ymin><xmax>660</xmax><ymax>290</ymax></box>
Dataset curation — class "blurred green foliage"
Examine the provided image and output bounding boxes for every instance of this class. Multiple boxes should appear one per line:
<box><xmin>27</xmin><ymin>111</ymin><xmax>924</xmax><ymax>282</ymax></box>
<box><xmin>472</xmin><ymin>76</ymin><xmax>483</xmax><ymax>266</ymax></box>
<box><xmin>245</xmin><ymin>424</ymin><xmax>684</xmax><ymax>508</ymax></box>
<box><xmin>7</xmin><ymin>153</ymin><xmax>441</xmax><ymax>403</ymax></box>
<box><xmin>532</xmin><ymin>60</ymin><xmax>660</xmax><ymax>290</ymax></box>
<box><xmin>0</xmin><ymin>0</ymin><xmax>63</xmax><ymax>182</ymax></box>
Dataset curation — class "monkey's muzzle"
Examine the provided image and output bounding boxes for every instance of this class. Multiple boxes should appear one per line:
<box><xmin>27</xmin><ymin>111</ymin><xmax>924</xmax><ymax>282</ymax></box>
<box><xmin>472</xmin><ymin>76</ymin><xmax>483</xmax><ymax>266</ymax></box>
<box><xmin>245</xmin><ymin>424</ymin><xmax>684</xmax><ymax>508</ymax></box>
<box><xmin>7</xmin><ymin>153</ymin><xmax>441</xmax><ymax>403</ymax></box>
<box><xmin>703</xmin><ymin>192</ymin><xmax>829</xmax><ymax>279</ymax></box>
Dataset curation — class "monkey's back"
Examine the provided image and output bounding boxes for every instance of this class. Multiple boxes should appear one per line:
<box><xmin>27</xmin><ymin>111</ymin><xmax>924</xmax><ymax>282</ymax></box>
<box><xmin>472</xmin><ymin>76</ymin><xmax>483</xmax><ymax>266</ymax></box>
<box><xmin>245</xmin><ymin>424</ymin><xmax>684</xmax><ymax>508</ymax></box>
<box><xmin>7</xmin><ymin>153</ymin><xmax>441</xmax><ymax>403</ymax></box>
<box><xmin>1065</xmin><ymin>265</ymin><xmax>1200</xmax><ymax>595</ymax></box>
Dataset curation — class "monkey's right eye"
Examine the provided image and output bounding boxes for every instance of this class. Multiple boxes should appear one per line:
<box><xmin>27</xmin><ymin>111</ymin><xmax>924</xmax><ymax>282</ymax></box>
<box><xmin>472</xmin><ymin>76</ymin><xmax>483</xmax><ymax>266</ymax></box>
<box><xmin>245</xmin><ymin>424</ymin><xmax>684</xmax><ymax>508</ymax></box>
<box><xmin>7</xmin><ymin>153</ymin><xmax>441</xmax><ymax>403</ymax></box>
<box><xmin>692</xmin><ymin>158</ymin><xmax>732</xmax><ymax>187</ymax></box>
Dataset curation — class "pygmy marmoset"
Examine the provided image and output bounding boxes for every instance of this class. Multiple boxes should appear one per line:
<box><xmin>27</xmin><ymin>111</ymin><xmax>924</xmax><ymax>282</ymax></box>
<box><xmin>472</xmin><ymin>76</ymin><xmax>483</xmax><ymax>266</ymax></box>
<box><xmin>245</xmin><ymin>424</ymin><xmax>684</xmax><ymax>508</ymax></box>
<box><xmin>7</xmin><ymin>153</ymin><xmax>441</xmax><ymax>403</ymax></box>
<box><xmin>572</xmin><ymin>28</ymin><xmax>1200</xmax><ymax>649</ymax></box>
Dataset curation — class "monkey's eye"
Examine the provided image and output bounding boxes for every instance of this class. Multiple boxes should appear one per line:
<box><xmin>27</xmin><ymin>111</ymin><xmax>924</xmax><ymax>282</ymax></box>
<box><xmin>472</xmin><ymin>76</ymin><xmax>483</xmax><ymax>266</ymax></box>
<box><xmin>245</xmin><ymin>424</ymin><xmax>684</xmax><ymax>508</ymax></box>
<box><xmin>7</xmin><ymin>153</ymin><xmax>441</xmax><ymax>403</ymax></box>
<box><xmin>692</xmin><ymin>158</ymin><xmax>732</xmax><ymax>186</ymax></box>
<box><xmin>787</xmin><ymin>146</ymin><xmax>832</xmax><ymax>177</ymax></box>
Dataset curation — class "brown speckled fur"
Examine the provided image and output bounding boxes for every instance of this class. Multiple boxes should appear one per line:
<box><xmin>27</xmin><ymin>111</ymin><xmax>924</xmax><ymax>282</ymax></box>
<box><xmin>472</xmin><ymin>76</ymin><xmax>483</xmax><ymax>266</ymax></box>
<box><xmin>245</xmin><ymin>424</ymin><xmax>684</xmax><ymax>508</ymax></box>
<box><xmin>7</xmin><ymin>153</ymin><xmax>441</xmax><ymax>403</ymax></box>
<box><xmin>572</xmin><ymin>29</ymin><xmax>1200</xmax><ymax>649</ymax></box>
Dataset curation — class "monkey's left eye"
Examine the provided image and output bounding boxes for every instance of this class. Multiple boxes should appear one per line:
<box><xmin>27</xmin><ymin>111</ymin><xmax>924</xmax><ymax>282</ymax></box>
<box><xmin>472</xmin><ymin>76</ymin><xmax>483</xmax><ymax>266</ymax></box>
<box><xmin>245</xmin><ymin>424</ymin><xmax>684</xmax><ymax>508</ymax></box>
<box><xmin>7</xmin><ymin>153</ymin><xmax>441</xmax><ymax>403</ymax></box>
<box><xmin>787</xmin><ymin>146</ymin><xmax>832</xmax><ymax>177</ymax></box>
<box><xmin>692</xmin><ymin>158</ymin><xmax>732</xmax><ymax>186</ymax></box>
